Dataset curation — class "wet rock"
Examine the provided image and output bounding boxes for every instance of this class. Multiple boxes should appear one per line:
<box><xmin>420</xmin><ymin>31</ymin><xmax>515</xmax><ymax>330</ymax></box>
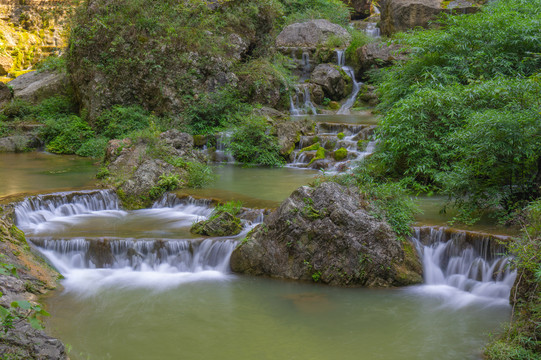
<box><xmin>8</xmin><ymin>70</ymin><xmax>70</xmax><ymax>104</ymax></box>
<box><xmin>276</xmin><ymin>19</ymin><xmax>351</xmax><ymax>49</ymax></box>
<box><xmin>310</xmin><ymin>64</ymin><xmax>351</xmax><ymax>101</ymax></box>
<box><xmin>191</xmin><ymin>212</ymin><xmax>242</xmax><ymax>237</ymax></box>
<box><xmin>159</xmin><ymin>129</ymin><xmax>194</xmax><ymax>157</ymax></box>
<box><xmin>231</xmin><ymin>182</ymin><xmax>423</xmax><ymax>287</ymax></box>
<box><xmin>379</xmin><ymin>0</ymin><xmax>479</xmax><ymax>36</ymax></box>
<box><xmin>0</xmin><ymin>135</ymin><xmax>39</xmax><ymax>153</ymax></box>
<box><xmin>274</xmin><ymin>117</ymin><xmax>314</xmax><ymax>158</ymax></box>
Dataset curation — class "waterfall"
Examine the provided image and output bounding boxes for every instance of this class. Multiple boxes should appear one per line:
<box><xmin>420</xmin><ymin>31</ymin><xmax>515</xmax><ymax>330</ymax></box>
<box><xmin>303</xmin><ymin>87</ymin><xmax>318</xmax><ymax>115</ymax></box>
<box><xmin>215</xmin><ymin>132</ymin><xmax>235</xmax><ymax>163</ymax></box>
<box><xmin>302</xmin><ymin>52</ymin><xmax>311</xmax><ymax>75</ymax></box>
<box><xmin>364</xmin><ymin>23</ymin><xmax>381</xmax><ymax>38</ymax></box>
<box><xmin>289</xmin><ymin>85</ymin><xmax>317</xmax><ymax>116</ymax></box>
<box><xmin>336</xmin><ymin>50</ymin><xmax>362</xmax><ymax>115</ymax></box>
<box><xmin>411</xmin><ymin>227</ymin><xmax>516</xmax><ymax>307</ymax></box>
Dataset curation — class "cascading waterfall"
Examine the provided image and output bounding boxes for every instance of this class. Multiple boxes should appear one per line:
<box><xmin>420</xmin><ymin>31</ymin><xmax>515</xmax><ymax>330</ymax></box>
<box><xmin>410</xmin><ymin>226</ymin><xmax>516</xmax><ymax>307</ymax></box>
<box><xmin>336</xmin><ymin>50</ymin><xmax>362</xmax><ymax>115</ymax></box>
<box><xmin>14</xmin><ymin>191</ymin><xmax>251</xmax><ymax>295</ymax></box>
<box><xmin>215</xmin><ymin>132</ymin><xmax>235</xmax><ymax>163</ymax></box>
<box><xmin>364</xmin><ymin>23</ymin><xmax>381</xmax><ymax>38</ymax></box>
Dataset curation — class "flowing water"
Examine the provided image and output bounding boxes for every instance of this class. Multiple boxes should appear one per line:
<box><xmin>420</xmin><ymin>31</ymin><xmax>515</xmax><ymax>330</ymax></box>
<box><xmin>8</xmin><ymin>191</ymin><xmax>515</xmax><ymax>360</ymax></box>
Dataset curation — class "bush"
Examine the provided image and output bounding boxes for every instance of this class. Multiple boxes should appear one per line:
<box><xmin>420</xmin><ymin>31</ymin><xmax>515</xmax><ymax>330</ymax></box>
<box><xmin>210</xmin><ymin>200</ymin><xmax>243</xmax><ymax>220</ymax></box>
<box><xmin>76</xmin><ymin>137</ymin><xmax>109</xmax><ymax>158</ymax></box>
<box><xmin>228</xmin><ymin>117</ymin><xmax>285</xmax><ymax>167</ymax></box>
<box><xmin>279</xmin><ymin>0</ymin><xmax>351</xmax><ymax>26</ymax></box>
<box><xmin>41</xmin><ymin>115</ymin><xmax>95</xmax><ymax>154</ymax></box>
<box><xmin>186</xmin><ymin>162</ymin><xmax>215</xmax><ymax>188</ymax></box>
<box><xmin>95</xmin><ymin>105</ymin><xmax>153</xmax><ymax>139</ymax></box>
<box><xmin>149</xmin><ymin>173</ymin><xmax>181</xmax><ymax>199</ymax></box>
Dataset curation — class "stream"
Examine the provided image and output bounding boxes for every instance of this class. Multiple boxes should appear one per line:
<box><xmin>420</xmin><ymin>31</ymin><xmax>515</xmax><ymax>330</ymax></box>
<box><xmin>0</xmin><ymin>111</ymin><xmax>516</xmax><ymax>359</ymax></box>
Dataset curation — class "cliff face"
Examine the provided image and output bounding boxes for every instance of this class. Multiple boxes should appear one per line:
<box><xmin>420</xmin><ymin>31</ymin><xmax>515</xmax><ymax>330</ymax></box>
<box><xmin>0</xmin><ymin>0</ymin><xmax>71</xmax><ymax>78</ymax></box>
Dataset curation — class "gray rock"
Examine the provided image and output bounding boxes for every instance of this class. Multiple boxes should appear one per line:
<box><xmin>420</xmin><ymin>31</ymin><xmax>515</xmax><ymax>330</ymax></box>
<box><xmin>357</xmin><ymin>42</ymin><xmax>408</xmax><ymax>73</ymax></box>
<box><xmin>0</xmin><ymin>81</ymin><xmax>12</xmax><ymax>107</ymax></box>
<box><xmin>120</xmin><ymin>159</ymin><xmax>178</xmax><ymax>198</ymax></box>
<box><xmin>274</xmin><ymin>117</ymin><xmax>314</xmax><ymax>158</ymax></box>
<box><xmin>340</xmin><ymin>0</ymin><xmax>372</xmax><ymax>19</ymax></box>
<box><xmin>379</xmin><ymin>0</ymin><xmax>479</xmax><ymax>36</ymax></box>
<box><xmin>159</xmin><ymin>129</ymin><xmax>194</xmax><ymax>157</ymax></box>
<box><xmin>276</xmin><ymin>19</ymin><xmax>351</xmax><ymax>49</ymax></box>
<box><xmin>191</xmin><ymin>212</ymin><xmax>243</xmax><ymax>237</ymax></box>
<box><xmin>0</xmin><ymin>135</ymin><xmax>38</xmax><ymax>153</ymax></box>
<box><xmin>8</xmin><ymin>70</ymin><xmax>69</xmax><ymax>104</ymax></box>
<box><xmin>230</xmin><ymin>182</ymin><xmax>423</xmax><ymax>287</ymax></box>
<box><xmin>310</xmin><ymin>64</ymin><xmax>351</xmax><ymax>100</ymax></box>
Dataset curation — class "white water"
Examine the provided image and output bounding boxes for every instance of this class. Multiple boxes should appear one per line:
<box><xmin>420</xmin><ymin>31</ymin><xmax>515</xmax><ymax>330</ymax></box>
<box><xmin>336</xmin><ymin>50</ymin><xmax>362</xmax><ymax>115</ymax></box>
<box><xmin>409</xmin><ymin>227</ymin><xmax>516</xmax><ymax>308</ymax></box>
<box><xmin>364</xmin><ymin>23</ymin><xmax>381</xmax><ymax>38</ymax></box>
<box><xmin>215</xmin><ymin>132</ymin><xmax>235</xmax><ymax>163</ymax></box>
<box><xmin>15</xmin><ymin>191</ymin><xmax>256</xmax><ymax>297</ymax></box>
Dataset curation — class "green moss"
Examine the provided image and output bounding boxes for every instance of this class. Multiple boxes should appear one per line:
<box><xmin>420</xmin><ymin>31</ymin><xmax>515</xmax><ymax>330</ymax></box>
<box><xmin>308</xmin><ymin>146</ymin><xmax>326</xmax><ymax>165</ymax></box>
<box><xmin>333</xmin><ymin>147</ymin><xmax>347</xmax><ymax>161</ymax></box>
<box><xmin>193</xmin><ymin>135</ymin><xmax>207</xmax><ymax>147</ymax></box>
<box><xmin>337</xmin><ymin>132</ymin><xmax>345</xmax><ymax>140</ymax></box>
<box><xmin>329</xmin><ymin>101</ymin><xmax>340</xmax><ymax>110</ymax></box>
<box><xmin>300</xmin><ymin>142</ymin><xmax>320</xmax><ymax>153</ymax></box>
<box><xmin>357</xmin><ymin>139</ymin><xmax>368</xmax><ymax>150</ymax></box>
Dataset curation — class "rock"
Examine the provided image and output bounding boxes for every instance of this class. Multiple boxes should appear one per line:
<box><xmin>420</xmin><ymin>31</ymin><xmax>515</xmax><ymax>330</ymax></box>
<box><xmin>253</xmin><ymin>107</ymin><xmax>288</xmax><ymax>120</ymax></box>
<box><xmin>356</xmin><ymin>42</ymin><xmax>408</xmax><ymax>73</ymax></box>
<box><xmin>8</xmin><ymin>70</ymin><xmax>69</xmax><ymax>104</ymax></box>
<box><xmin>193</xmin><ymin>135</ymin><xmax>208</xmax><ymax>147</ymax></box>
<box><xmin>191</xmin><ymin>212</ymin><xmax>243</xmax><ymax>237</ymax></box>
<box><xmin>159</xmin><ymin>129</ymin><xmax>194</xmax><ymax>157</ymax></box>
<box><xmin>0</xmin><ymin>82</ymin><xmax>13</xmax><ymax>107</ymax></box>
<box><xmin>340</xmin><ymin>0</ymin><xmax>372</xmax><ymax>19</ymax></box>
<box><xmin>334</xmin><ymin>147</ymin><xmax>348</xmax><ymax>161</ymax></box>
<box><xmin>274</xmin><ymin>117</ymin><xmax>314</xmax><ymax>158</ymax></box>
<box><xmin>310</xmin><ymin>64</ymin><xmax>351</xmax><ymax>100</ymax></box>
<box><xmin>105</xmin><ymin>138</ymin><xmax>132</xmax><ymax>163</ymax></box>
<box><xmin>276</xmin><ymin>19</ymin><xmax>351</xmax><ymax>49</ymax></box>
<box><xmin>0</xmin><ymin>135</ymin><xmax>39</xmax><ymax>153</ymax></box>
<box><xmin>119</xmin><ymin>159</ymin><xmax>179</xmax><ymax>200</ymax></box>
<box><xmin>379</xmin><ymin>0</ymin><xmax>479</xmax><ymax>36</ymax></box>
<box><xmin>230</xmin><ymin>182</ymin><xmax>423</xmax><ymax>287</ymax></box>
<box><xmin>0</xmin><ymin>56</ymin><xmax>13</xmax><ymax>76</ymax></box>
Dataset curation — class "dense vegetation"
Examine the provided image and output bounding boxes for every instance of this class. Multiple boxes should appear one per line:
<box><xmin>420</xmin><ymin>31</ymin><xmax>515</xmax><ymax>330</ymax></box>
<box><xmin>373</xmin><ymin>0</ymin><xmax>541</xmax><ymax>223</ymax></box>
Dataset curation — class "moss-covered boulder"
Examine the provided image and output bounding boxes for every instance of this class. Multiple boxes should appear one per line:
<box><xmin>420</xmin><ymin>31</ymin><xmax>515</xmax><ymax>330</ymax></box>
<box><xmin>230</xmin><ymin>182</ymin><xmax>423</xmax><ymax>286</ymax></box>
<box><xmin>191</xmin><ymin>211</ymin><xmax>242</xmax><ymax>237</ymax></box>
<box><xmin>334</xmin><ymin>147</ymin><xmax>348</xmax><ymax>161</ymax></box>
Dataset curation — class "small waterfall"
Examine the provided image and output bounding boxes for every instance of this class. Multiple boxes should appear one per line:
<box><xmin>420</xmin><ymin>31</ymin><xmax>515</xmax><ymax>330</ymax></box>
<box><xmin>303</xmin><ymin>87</ymin><xmax>318</xmax><ymax>115</ymax></box>
<box><xmin>411</xmin><ymin>226</ymin><xmax>516</xmax><ymax>307</ymax></box>
<box><xmin>215</xmin><ymin>132</ymin><xmax>235</xmax><ymax>163</ymax></box>
<box><xmin>336</xmin><ymin>50</ymin><xmax>362</xmax><ymax>115</ymax></box>
<box><xmin>302</xmin><ymin>52</ymin><xmax>311</xmax><ymax>75</ymax></box>
<box><xmin>15</xmin><ymin>190</ymin><xmax>120</xmax><ymax>229</ymax></box>
<box><xmin>364</xmin><ymin>23</ymin><xmax>380</xmax><ymax>38</ymax></box>
<box><xmin>289</xmin><ymin>85</ymin><xmax>317</xmax><ymax>116</ymax></box>
<box><xmin>31</xmin><ymin>238</ymin><xmax>237</xmax><ymax>273</ymax></box>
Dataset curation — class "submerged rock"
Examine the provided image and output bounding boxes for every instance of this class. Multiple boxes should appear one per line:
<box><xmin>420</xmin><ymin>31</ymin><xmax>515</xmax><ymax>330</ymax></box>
<box><xmin>191</xmin><ymin>212</ymin><xmax>243</xmax><ymax>237</ymax></box>
<box><xmin>230</xmin><ymin>182</ymin><xmax>423</xmax><ymax>287</ymax></box>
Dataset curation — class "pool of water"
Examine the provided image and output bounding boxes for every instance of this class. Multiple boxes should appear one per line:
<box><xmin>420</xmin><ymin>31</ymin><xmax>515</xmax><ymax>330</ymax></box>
<box><xmin>0</xmin><ymin>152</ymin><xmax>97</xmax><ymax>198</ymax></box>
<box><xmin>43</xmin><ymin>276</ymin><xmax>509</xmax><ymax>360</ymax></box>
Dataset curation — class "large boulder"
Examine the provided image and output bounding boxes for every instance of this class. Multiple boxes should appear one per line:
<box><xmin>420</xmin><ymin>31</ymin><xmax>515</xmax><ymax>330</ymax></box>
<box><xmin>276</xmin><ymin>19</ymin><xmax>351</xmax><ymax>49</ymax></box>
<box><xmin>379</xmin><ymin>0</ymin><xmax>479</xmax><ymax>36</ymax></box>
<box><xmin>0</xmin><ymin>82</ymin><xmax>12</xmax><ymax>107</ymax></box>
<box><xmin>230</xmin><ymin>182</ymin><xmax>423</xmax><ymax>287</ymax></box>
<box><xmin>7</xmin><ymin>70</ymin><xmax>69</xmax><ymax>104</ymax></box>
<box><xmin>310</xmin><ymin>64</ymin><xmax>352</xmax><ymax>100</ymax></box>
<box><xmin>274</xmin><ymin>117</ymin><xmax>314</xmax><ymax>158</ymax></box>
<box><xmin>356</xmin><ymin>42</ymin><xmax>408</xmax><ymax>73</ymax></box>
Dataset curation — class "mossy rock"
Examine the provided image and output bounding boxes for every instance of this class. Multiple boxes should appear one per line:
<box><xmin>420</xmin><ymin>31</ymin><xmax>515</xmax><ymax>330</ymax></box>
<box><xmin>333</xmin><ymin>147</ymin><xmax>347</xmax><ymax>161</ymax></box>
<box><xmin>337</xmin><ymin>132</ymin><xmax>345</xmax><ymax>140</ymax></box>
<box><xmin>193</xmin><ymin>135</ymin><xmax>207</xmax><ymax>147</ymax></box>
<box><xmin>308</xmin><ymin>146</ymin><xmax>326</xmax><ymax>165</ymax></box>
<box><xmin>329</xmin><ymin>101</ymin><xmax>340</xmax><ymax>110</ymax></box>
<box><xmin>357</xmin><ymin>140</ymin><xmax>368</xmax><ymax>151</ymax></box>
<box><xmin>300</xmin><ymin>142</ymin><xmax>320</xmax><ymax>153</ymax></box>
<box><xmin>191</xmin><ymin>211</ymin><xmax>242</xmax><ymax>237</ymax></box>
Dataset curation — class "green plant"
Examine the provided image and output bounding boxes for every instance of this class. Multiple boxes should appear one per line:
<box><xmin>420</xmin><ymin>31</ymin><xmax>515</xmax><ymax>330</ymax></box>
<box><xmin>95</xmin><ymin>105</ymin><xmax>153</xmax><ymax>139</ymax></box>
<box><xmin>0</xmin><ymin>293</ymin><xmax>50</xmax><ymax>334</ymax></box>
<box><xmin>148</xmin><ymin>173</ymin><xmax>181</xmax><ymax>199</ymax></box>
<box><xmin>35</xmin><ymin>55</ymin><xmax>66</xmax><ymax>73</ymax></box>
<box><xmin>210</xmin><ymin>201</ymin><xmax>243</xmax><ymax>220</ymax></box>
<box><xmin>186</xmin><ymin>162</ymin><xmax>215</xmax><ymax>188</ymax></box>
<box><xmin>41</xmin><ymin>115</ymin><xmax>95</xmax><ymax>155</ymax></box>
<box><xmin>228</xmin><ymin>117</ymin><xmax>285</xmax><ymax>167</ymax></box>
<box><xmin>312</xmin><ymin>271</ymin><xmax>322</xmax><ymax>282</ymax></box>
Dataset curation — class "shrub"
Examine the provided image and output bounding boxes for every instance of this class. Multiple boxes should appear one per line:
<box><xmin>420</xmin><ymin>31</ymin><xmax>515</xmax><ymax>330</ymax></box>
<box><xmin>149</xmin><ymin>173</ymin><xmax>181</xmax><ymax>199</ymax></box>
<box><xmin>279</xmin><ymin>0</ymin><xmax>351</xmax><ymax>26</ymax></box>
<box><xmin>41</xmin><ymin>115</ymin><xmax>95</xmax><ymax>154</ymax></box>
<box><xmin>186</xmin><ymin>162</ymin><xmax>215</xmax><ymax>188</ymax></box>
<box><xmin>76</xmin><ymin>137</ymin><xmax>109</xmax><ymax>158</ymax></box>
<box><xmin>228</xmin><ymin>117</ymin><xmax>285</xmax><ymax>167</ymax></box>
<box><xmin>95</xmin><ymin>105</ymin><xmax>152</xmax><ymax>139</ymax></box>
<box><xmin>210</xmin><ymin>200</ymin><xmax>243</xmax><ymax>220</ymax></box>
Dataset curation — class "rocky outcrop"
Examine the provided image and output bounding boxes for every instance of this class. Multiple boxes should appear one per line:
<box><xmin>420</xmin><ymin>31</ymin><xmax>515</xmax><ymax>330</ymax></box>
<box><xmin>379</xmin><ymin>0</ymin><xmax>479</xmax><ymax>36</ymax></box>
<box><xmin>8</xmin><ymin>70</ymin><xmax>69</xmax><ymax>104</ymax></box>
<box><xmin>356</xmin><ymin>42</ymin><xmax>408</xmax><ymax>73</ymax></box>
<box><xmin>310</xmin><ymin>64</ymin><xmax>352</xmax><ymax>100</ymax></box>
<box><xmin>230</xmin><ymin>182</ymin><xmax>423</xmax><ymax>287</ymax></box>
<box><xmin>0</xmin><ymin>206</ymin><xmax>67</xmax><ymax>359</ymax></box>
<box><xmin>191</xmin><ymin>212</ymin><xmax>243</xmax><ymax>237</ymax></box>
<box><xmin>0</xmin><ymin>82</ymin><xmax>12</xmax><ymax>107</ymax></box>
<box><xmin>103</xmin><ymin>129</ymin><xmax>207</xmax><ymax>208</ymax></box>
<box><xmin>0</xmin><ymin>1</ymin><xmax>70</xmax><ymax>76</ymax></box>
<box><xmin>276</xmin><ymin>19</ymin><xmax>351</xmax><ymax>49</ymax></box>
<box><xmin>0</xmin><ymin>135</ymin><xmax>40</xmax><ymax>153</ymax></box>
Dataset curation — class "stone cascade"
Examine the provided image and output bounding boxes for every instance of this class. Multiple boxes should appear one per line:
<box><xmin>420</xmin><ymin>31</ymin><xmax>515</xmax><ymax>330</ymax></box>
<box><xmin>411</xmin><ymin>226</ymin><xmax>516</xmax><ymax>305</ymax></box>
<box><xmin>288</xmin><ymin>121</ymin><xmax>376</xmax><ymax>171</ymax></box>
<box><xmin>336</xmin><ymin>50</ymin><xmax>362</xmax><ymax>115</ymax></box>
